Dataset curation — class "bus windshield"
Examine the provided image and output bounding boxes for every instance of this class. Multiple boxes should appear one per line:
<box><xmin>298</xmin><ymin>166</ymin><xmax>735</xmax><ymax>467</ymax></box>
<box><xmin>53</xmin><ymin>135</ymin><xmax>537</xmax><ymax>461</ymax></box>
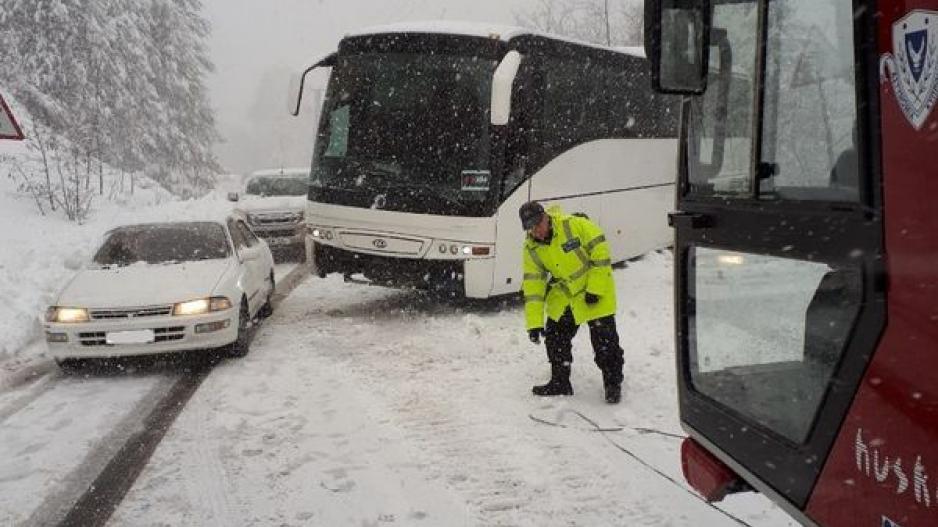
<box><xmin>311</xmin><ymin>51</ymin><xmax>497</xmax><ymax>215</ymax></box>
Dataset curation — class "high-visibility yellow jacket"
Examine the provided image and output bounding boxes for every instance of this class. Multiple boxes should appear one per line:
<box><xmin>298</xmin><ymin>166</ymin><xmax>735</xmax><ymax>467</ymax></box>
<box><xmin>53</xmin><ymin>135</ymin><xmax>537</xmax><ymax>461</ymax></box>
<box><xmin>522</xmin><ymin>207</ymin><xmax>617</xmax><ymax>330</ymax></box>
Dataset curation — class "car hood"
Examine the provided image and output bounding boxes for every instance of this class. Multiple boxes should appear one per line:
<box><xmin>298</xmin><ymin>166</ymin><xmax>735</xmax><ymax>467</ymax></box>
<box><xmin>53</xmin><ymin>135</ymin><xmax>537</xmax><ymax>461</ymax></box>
<box><xmin>235</xmin><ymin>196</ymin><xmax>306</xmax><ymax>214</ymax></box>
<box><xmin>57</xmin><ymin>259</ymin><xmax>234</xmax><ymax>308</ymax></box>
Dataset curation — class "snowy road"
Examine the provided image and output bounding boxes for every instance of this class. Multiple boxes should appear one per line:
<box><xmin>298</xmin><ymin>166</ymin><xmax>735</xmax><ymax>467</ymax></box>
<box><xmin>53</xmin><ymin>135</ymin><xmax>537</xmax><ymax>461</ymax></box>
<box><xmin>0</xmin><ymin>371</ymin><xmax>174</xmax><ymax>525</ymax></box>
<box><xmin>0</xmin><ymin>255</ymin><xmax>797</xmax><ymax>526</ymax></box>
<box><xmin>108</xmin><ymin>253</ymin><xmax>794</xmax><ymax>527</ymax></box>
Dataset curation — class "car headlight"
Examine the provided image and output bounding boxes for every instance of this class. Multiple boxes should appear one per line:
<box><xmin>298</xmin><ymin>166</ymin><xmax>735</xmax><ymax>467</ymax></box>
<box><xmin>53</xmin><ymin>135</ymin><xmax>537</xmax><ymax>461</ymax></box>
<box><xmin>173</xmin><ymin>297</ymin><xmax>233</xmax><ymax>316</ymax></box>
<box><xmin>246</xmin><ymin>214</ymin><xmax>257</xmax><ymax>225</ymax></box>
<box><xmin>46</xmin><ymin>307</ymin><xmax>90</xmax><ymax>323</ymax></box>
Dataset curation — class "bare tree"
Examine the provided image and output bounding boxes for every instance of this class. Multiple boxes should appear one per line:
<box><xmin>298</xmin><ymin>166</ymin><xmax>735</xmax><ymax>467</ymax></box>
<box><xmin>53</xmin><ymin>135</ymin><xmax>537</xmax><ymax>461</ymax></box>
<box><xmin>3</xmin><ymin>122</ymin><xmax>97</xmax><ymax>222</ymax></box>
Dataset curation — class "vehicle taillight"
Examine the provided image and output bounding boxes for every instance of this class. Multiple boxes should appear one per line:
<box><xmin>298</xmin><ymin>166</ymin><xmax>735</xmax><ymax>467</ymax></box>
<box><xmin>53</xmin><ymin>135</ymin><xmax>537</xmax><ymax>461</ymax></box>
<box><xmin>681</xmin><ymin>438</ymin><xmax>748</xmax><ymax>502</ymax></box>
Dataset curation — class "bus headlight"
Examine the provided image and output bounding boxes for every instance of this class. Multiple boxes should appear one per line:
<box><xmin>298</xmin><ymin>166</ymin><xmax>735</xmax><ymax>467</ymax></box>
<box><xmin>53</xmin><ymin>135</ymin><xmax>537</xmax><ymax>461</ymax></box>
<box><xmin>308</xmin><ymin>226</ymin><xmax>334</xmax><ymax>240</ymax></box>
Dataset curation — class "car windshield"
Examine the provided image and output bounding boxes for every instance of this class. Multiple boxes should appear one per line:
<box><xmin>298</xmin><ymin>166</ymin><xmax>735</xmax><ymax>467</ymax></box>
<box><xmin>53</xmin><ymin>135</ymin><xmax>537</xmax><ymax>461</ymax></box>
<box><xmin>93</xmin><ymin>222</ymin><xmax>230</xmax><ymax>266</ymax></box>
<box><xmin>245</xmin><ymin>177</ymin><xmax>308</xmax><ymax>197</ymax></box>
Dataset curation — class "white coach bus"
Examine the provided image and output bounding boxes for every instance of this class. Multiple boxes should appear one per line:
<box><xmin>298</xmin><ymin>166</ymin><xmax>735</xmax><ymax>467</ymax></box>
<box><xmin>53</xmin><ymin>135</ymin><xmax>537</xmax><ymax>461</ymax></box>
<box><xmin>291</xmin><ymin>22</ymin><xmax>678</xmax><ymax>298</ymax></box>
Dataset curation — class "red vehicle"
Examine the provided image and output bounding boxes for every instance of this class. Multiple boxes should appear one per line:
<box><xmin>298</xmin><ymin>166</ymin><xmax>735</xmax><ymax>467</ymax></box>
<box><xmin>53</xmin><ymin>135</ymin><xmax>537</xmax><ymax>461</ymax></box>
<box><xmin>645</xmin><ymin>0</ymin><xmax>938</xmax><ymax>525</ymax></box>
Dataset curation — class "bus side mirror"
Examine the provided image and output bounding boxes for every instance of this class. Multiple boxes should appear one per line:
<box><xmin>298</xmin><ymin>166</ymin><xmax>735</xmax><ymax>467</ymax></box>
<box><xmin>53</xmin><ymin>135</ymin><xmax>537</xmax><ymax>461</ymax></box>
<box><xmin>289</xmin><ymin>52</ymin><xmax>337</xmax><ymax>117</ymax></box>
<box><xmin>288</xmin><ymin>73</ymin><xmax>304</xmax><ymax>116</ymax></box>
<box><xmin>491</xmin><ymin>51</ymin><xmax>522</xmax><ymax>126</ymax></box>
<box><xmin>645</xmin><ymin>0</ymin><xmax>711</xmax><ymax>94</ymax></box>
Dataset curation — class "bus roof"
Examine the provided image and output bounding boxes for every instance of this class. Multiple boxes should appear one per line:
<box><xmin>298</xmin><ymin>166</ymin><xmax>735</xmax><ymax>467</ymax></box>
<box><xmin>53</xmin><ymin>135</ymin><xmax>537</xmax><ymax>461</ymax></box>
<box><xmin>345</xmin><ymin>21</ymin><xmax>646</xmax><ymax>59</ymax></box>
<box><xmin>347</xmin><ymin>21</ymin><xmax>529</xmax><ymax>41</ymax></box>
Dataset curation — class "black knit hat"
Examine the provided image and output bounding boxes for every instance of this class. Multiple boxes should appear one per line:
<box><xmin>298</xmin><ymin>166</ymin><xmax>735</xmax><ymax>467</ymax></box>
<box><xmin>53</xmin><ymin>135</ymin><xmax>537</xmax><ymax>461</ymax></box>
<box><xmin>519</xmin><ymin>201</ymin><xmax>545</xmax><ymax>230</ymax></box>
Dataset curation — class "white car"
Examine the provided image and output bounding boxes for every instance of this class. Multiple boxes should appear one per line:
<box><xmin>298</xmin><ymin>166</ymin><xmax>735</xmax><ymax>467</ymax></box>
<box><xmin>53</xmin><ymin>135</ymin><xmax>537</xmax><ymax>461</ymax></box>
<box><xmin>44</xmin><ymin>218</ymin><xmax>275</xmax><ymax>370</ymax></box>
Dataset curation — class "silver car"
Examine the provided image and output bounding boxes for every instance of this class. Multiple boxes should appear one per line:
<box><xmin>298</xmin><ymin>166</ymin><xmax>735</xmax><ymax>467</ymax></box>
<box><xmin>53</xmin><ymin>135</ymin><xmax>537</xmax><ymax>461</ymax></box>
<box><xmin>230</xmin><ymin>168</ymin><xmax>308</xmax><ymax>256</ymax></box>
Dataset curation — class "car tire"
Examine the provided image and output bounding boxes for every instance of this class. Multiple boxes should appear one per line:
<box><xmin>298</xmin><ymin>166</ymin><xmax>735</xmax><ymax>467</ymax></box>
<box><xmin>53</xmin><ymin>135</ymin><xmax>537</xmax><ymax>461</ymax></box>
<box><xmin>228</xmin><ymin>300</ymin><xmax>252</xmax><ymax>358</ymax></box>
<box><xmin>55</xmin><ymin>358</ymin><xmax>86</xmax><ymax>374</ymax></box>
<box><xmin>258</xmin><ymin>272</ymin><xmax>275</xmax><ymax>319</ymax></box>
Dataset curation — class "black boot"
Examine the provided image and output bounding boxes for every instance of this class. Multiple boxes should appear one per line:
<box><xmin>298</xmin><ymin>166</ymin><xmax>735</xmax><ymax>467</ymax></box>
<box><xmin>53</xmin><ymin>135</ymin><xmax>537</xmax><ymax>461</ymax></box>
<box><xmin>532</xmin><ymin>363</ymin><xmax>573</xmax><ymax>396</ymax></box>
<box><xmin>601</xmin><ymin>368</ymin><xmax>622</xmax><ymax>404</ymax></box>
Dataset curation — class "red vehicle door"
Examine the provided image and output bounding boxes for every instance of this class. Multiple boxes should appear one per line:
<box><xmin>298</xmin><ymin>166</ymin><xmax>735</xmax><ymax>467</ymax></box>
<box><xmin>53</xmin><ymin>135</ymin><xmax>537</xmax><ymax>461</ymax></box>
<box><xmin>646</xmin><ymin>0</ymin><xmax>938</xmax><ymax>525</ymax></box>
<box><xmin>648</xmin><ymin>0</ymin><xmax>938</xmax><ymax>524</ymax></box>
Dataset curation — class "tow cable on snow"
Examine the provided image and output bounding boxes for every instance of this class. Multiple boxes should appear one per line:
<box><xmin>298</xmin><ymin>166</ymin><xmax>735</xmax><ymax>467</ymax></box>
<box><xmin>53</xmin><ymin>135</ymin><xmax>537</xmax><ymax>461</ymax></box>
<box><xmin>530</xmin><ymin>409</ymin><xmax>755</xmax><ymax>527</ymax></box>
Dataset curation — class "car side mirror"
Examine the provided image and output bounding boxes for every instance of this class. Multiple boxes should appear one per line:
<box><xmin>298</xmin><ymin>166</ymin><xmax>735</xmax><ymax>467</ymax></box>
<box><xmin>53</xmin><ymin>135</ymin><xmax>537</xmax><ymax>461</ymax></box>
<box><xmin>239</xmin><ymin>249</ymin><xmax>256</xmax><ymax>262</ymax></box>
<box><xmin>645</xmin><ymin>0</ymin><xmax>711</xmax><ymax>94</ymax></box>
<box><xmin>227</xmin><ymin>192</ymin><xmax>239</xmax><ymax>202</ymax></box>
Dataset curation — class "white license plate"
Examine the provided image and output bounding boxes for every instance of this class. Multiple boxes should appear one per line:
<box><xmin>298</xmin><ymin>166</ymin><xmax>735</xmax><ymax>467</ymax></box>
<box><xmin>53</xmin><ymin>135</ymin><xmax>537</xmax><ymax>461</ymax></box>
<box><xmin>106</xmin><ymin>329</ymin><xmax>155</xmax><ymax>345</ymax></box>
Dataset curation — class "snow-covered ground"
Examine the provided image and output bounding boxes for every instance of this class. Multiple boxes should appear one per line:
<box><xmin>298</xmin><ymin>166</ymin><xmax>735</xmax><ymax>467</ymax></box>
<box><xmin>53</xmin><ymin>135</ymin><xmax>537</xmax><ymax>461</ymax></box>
<box><xmin>103</xmin><ymin>253</ymin><xmax>797</xmax><ymax>526</ymax></box>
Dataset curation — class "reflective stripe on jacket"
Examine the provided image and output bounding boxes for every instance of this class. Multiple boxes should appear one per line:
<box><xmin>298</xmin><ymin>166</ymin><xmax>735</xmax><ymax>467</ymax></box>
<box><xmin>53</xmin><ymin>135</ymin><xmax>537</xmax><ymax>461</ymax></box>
<box><xmin>521</xmin><ymin>207</ymin><xmax>616</xmax><ymax>330</ymax></box>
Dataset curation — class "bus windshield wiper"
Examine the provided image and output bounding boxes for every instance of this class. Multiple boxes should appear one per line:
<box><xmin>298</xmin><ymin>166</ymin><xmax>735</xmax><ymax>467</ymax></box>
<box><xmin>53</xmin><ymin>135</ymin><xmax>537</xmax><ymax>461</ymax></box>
<box><xmin>363</xmin><ymin>160</ymin><xmax>403</xmax><ymax>180</ymax></box>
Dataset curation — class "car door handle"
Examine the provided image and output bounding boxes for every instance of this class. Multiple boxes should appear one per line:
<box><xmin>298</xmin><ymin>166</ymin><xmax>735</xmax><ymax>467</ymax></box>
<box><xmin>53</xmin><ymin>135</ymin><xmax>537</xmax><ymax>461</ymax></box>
<box><xmin>668</xmin><ymin>212</ymin><xmax>714</xmax><ymax>230</ymax></box>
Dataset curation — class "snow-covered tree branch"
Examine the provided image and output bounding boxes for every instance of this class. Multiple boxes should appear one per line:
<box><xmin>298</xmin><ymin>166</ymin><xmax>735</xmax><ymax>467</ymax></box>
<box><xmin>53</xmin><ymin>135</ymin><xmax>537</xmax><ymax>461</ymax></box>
<box><xmin>514</xmin><ymin>0</ymin><xmax>643</xmax><ymax>47</ymax></box>
<box><xmin>0</xmin><ymin>0</ymin><xmax>221</xmax><ymax>200</ymax></box>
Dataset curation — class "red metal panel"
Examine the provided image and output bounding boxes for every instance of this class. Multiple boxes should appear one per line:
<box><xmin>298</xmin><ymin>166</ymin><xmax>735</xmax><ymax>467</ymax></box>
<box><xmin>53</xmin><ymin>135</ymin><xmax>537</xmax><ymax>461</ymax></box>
<box><xmin>806</xmin><ymin>1</ymin><xmax>938</xmax><ymax>525</ymax></box>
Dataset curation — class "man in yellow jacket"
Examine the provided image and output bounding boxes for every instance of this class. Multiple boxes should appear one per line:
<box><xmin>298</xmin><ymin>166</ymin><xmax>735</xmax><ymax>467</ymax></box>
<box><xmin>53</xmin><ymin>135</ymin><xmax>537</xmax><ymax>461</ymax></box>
<box><xmin>519</xmin><ymin>201</ymin><xmax>624</xmax><ymax>403</ymax></box>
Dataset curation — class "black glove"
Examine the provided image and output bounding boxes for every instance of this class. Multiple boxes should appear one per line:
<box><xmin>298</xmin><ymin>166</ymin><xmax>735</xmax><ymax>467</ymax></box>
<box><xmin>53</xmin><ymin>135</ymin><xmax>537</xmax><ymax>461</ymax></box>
<box><xmin>585</xmin><ymin>292</ymin><xmax>600</xmax><ymax>305</ymax></box>
<box><xmin>528</xmin><ymin>328</ymin><xmax>545</xmax><ymax>344</ymax></box>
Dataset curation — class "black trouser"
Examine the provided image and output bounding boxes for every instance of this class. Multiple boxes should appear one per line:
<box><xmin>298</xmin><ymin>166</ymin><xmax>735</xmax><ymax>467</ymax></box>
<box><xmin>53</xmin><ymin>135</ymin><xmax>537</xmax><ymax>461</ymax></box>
<box><xmin>544</xmin><ymin>308</ymin><xmax>624</xmax><ymax>386</ymax></box>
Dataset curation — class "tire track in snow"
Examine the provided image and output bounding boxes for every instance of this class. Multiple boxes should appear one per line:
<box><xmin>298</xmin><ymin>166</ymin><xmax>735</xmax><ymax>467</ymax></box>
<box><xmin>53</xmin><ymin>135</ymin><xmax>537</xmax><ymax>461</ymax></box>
<box><xmin>0</xmin><ymin>371</ymin><xmax>58</xmax><ymax>425</ymax></box>
<box><xmin>55</xmin><ymin>369</ymin><xmax>209</xmax><ymax>527</ymax></box>
<box><xmin>23</xmin><ymin>374</ymin><xmax>178</xmax><ymax>527</ymax></box>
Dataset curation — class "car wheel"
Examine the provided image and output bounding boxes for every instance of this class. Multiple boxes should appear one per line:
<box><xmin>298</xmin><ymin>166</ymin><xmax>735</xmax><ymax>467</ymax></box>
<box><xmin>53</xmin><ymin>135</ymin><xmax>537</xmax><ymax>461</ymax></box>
<box><xmin>55</xmin><ymin>358</ymin><xmax>86</xmax><ymax>374</ymax></box>
<box><xmin>228</xmin><ymin>300</ymin><xmax>252</xmax><ymax>358</ymax></box>
<box><xmin>258</xmin><ymin>271</ymin><xmax>275</xmax><ymax>319</ymax></box>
